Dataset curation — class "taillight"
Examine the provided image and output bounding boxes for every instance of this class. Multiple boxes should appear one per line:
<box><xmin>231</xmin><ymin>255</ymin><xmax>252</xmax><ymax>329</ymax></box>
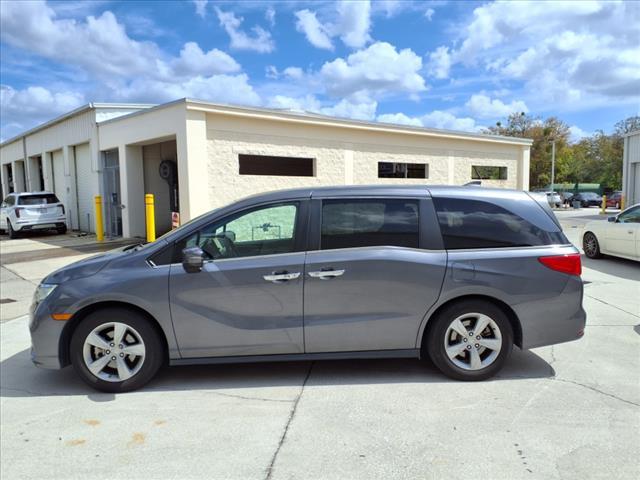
<box><xmin>15</xmin><ymin>207</ymin><xmax>23</xmax><ymax>218</ymax></box>
<box><xmin>539</xmin><ymin>254</ymin><xmax>582</xmax><ymax>276</ymax></box>
<box><xmin>59</xmin><ymin>205</ymin><xmax>65</xmax><ymax>215</ymax></box>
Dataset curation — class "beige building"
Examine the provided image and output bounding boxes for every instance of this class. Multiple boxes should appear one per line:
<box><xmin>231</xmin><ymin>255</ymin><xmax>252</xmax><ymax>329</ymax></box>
<box><xmin>1</xmin><ymin>98</ymin><xmax>532</xmax><ymax>238</ymax></box>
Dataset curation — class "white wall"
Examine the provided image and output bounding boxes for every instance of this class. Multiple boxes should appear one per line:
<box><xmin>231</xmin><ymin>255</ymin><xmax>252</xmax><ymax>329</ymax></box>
<box><xmin>74</xmin><ymin>143</ymin><xmax>99</xmax><ymax>232</ymax></box>
<box><xmin>143</xmin><ymin>140</ymin><xmax>176</xmax><ymax>235</ymax></box>
<box><xmin>202</xmin><ymin>111</ymin><xmax>526</xmax><ymax>210</ymax></box>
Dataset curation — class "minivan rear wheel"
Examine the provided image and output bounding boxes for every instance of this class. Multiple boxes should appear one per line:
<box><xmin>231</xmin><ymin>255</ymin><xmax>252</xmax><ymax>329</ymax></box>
<box><xmin>426</xmin><ymin>300</ymin><xmax>513</xmax><ymax>381</ymax></box>
<box><xmin>7</xmin><ymin>221</ymin><xmax>18</xmax><ymax>239</ymax></box>
<box><xmin>70</xmin><ymin>308</ymin><xmax>164</xmax><ymax>393</ymax></box>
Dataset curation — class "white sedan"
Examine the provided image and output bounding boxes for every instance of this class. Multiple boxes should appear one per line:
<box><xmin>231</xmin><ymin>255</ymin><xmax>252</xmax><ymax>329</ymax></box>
<box><xmin>583</xmin><ymin>204</ymin><xmax>639</xmax><ymax>261</ymax></box>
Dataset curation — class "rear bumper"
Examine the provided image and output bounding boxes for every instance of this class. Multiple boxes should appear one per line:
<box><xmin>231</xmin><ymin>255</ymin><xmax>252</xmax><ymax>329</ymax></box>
<box><xmin>15</xmin><ymin>218</ymin><xmax>66</xmax><ymax>231</ymax></box>
<box><xmin>516</xmin><ymin>275</ymin><xmax>586</xmax><ymax>349</ymax></box>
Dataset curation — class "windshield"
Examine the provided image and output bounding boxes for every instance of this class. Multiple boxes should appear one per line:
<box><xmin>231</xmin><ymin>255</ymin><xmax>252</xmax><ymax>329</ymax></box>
<box><xmin>18</xmin><ymin>194</ymin><xmax>60</xmax><ymax>205</ymax></box>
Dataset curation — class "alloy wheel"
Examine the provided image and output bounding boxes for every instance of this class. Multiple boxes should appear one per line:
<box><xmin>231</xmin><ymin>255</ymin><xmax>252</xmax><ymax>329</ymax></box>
<box><xmin>583</xmin><ymin>233</ymin><xmax>598</xmax><ymax>257</ymax></box>
<box><xmin>82</xmin><ymin>322</ymin><xmax>146</xmax><ymax>382</ymax></box>
<box><xmin>443</xmin><ymin>313</ymin><xmax>502</xmax><ymax>371</ymax></box>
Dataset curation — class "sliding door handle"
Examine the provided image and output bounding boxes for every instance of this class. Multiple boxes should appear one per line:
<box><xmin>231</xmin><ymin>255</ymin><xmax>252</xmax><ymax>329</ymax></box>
<box><xmin>308</xmin><ymin>269</ymin><xmax>345</xmax><ymax>280</ymax></box>
<box><xmin>263</xmin><ymin>272</ymin><xmax>300</xmax><ymax>283</ymax></box>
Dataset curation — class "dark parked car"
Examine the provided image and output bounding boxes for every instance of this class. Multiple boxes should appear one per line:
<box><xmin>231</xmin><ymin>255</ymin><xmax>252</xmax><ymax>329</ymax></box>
<box><xmin>573</xmin><ymin>192</ymin><xmax>603</xmax><ymax>207</ymax></box>
<box><xmin>30</xmin><ymin>186</ymin><xmax>585</xmax><ymax>392</ymax></box>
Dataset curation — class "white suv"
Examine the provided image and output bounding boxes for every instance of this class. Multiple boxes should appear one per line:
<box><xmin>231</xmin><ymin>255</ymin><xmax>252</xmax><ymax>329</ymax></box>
<box><xmin>0</xmin><ymin>192</ymin><xmax>67</xmax><ymax>238</ymax></box>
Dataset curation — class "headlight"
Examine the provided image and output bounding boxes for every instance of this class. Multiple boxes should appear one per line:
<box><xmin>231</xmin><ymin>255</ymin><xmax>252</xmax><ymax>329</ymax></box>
<box><xmin>33</xmin><ymin>283</ymin><xmax>57</xmax><ymax>305</ymax></box>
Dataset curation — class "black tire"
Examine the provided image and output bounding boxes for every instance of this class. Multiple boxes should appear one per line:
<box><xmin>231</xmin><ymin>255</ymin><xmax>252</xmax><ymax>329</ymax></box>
<box><xmin>583</xmin><ymin>231</ymin><xmax>602</xmax><ymax>259</ymax></box>
<box><xmin>425</xmin><ymin>300</ymin><xmax>513</xmax><ymax>381</ymax></box>
<box><xmin>8</xmin><ymin>221</ymin><xmax>18</xmax><ymax>239</ymax></box>
<box><xmin>70</xmin><ymin>308</ymin><xmax>164</xmax><ymax>393</ymax></box>
<box><xmin>56</xmin><ymin>225</ymin><xmax>67</xmax><ymax>235</ymax></box>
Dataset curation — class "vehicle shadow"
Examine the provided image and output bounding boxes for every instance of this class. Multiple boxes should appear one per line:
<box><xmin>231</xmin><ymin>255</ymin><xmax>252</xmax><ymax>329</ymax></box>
<box><xmin>582</xmin><ymin>255</ymin><xmax>640</xmax><ymax>282</ymax></box>
<box><xmin>0</xmin><ymin>347</ymin><xmax>554</xmax><ymax>399</ymax></box>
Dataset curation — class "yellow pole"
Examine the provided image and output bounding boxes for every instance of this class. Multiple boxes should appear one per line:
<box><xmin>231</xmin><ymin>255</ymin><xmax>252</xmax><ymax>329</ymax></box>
<box><xmin>601</xmin><ymin>194</ymin><xmax>607</xmax><ymax>214</ymax></box>
<box><xmin>620</xmin><ymin>195</ymin><xmax>625</xmax><ymax>210</ymax></box>
<box><xmin>94</xmin><ymin>195</ymin><xmax>104</xmax><ymax>242</ymax></box>
<box><xmin>145</xmin><ymin>193</ymin><xmax>156</xmax><ymax>242</ymax></box>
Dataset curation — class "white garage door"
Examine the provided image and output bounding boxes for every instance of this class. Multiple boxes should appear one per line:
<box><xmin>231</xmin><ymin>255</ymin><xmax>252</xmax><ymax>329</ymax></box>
<box><xmin>74</xmin><ymin>143</ymin><xmax>99</xmax><ymax>232</ymax></box>
<box><xmin>51</xmin><ymin>150</ymin><xmax>65</xmax><ymax>203</ymax></box>
<box><xmin>633</xmin><ymin>163</ymin><xmax>640</xmax><ymax>205</ymax></box>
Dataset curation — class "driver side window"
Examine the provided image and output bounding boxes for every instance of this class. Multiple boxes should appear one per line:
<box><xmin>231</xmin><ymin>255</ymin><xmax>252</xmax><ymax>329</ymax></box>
<box><xmin>618</xmin><ymin>206</ymin><xmax>640</xmax><ymax>224</ymax></box>
<box><xmin>178</xmin><ymin>203</ymin><xmax>299</xmax><ymax>261</ymax></box>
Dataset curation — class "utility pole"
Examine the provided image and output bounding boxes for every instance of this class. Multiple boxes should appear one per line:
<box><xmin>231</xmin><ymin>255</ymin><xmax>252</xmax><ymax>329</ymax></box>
<box><xmin>550</xmin><ymin>140</ymin><xmax>556</xmax><ymax>191</ymax></box>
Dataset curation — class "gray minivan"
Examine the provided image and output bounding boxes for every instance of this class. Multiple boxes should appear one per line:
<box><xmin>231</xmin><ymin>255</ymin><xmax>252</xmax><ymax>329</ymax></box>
<box><xmin>29</xmin><ymin>186</ymin><xmax>585</xmax><ymax>392</ymax></box>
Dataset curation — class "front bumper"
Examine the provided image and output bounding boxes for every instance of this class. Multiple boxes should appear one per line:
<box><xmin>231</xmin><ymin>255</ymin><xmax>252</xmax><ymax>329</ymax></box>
<box><xmin>29</xmin><ymin>303</ymin><xmax>68</xmax><ymax>370</ymax></box>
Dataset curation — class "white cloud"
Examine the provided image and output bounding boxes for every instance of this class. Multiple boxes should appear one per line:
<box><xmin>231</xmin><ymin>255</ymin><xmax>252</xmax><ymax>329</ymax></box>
<box><xmin>420</xmin><ymin>111</ymin><xmax>480</xmax><ymax>132</ymax></box>
<box><xmin>465</xmin><ymin>94</ymin><xmax>528</xmax><ymax>119</ymax></box>
<box><xmin>0</xmin><ymin>1</ymin><xmax>162</xmax><ymax>78</ymax></box>
<box><xmin>295</xmin><ymin>9</ymin><xmax>334</xmax><ymax>50</ymax></box>
<box><xmin>377</xmin><ymin>112</ymin><xmax>422</xmax><ymax>126</ymax></box>
<box><xmin>336</xmin><ymin>0</ymin><xmax>371</xmax><ymax>48</ymax></box>
<box><xmin>265</xmin><ymin>6</ymin><xmax>276</xmax><ymax>27</ymax></box>
<box><xmin>294</xmin><ymin>0</ymin><xmax>371</xmax><ymax>50</ymax></box>
<box><xmin>569</xmin><ymin>125</ymin><xmax>591</xmax><ymax>143</ymax></box>
<box><xmin>319</xmin><ymin>42</ymin><xmax>426</xmax><ymax>98</ymax></box>
<box><xmin>1</xmin><ymin>84</ymin><xmax>85</xmax><ymax>139</ymax></box>
<box><xmin>322</xmin><ymin>98</ymin><xmax>377</xmax><ymax>120</ymax></box>
<box><xmin>424</xmin><ymin>8</ymin><xmax>435</xmax><ymax>21</ymax></box>
<box><xmin>427</xmin><ymin>46</ymin><xmax>451</xmax><ymax>79</ymax></box>
<box><xmin>112</xmin><ymin>74</ymin><xmax>260</xmax><ymax>106</ymax></box>
<box><xmin>267</xmin><ymin>94</ymin><xmax>376</xmax><ymax>121</ymax></box>
<box><xmin>171</xmin><ymin>42</ymin><xmax>240</xmax><ymax>77</ymax></box>
<box><xmin>215</xmin><ymin>7</ymin><xmax>275</xmax><ymax>53</ymax></box>
<box><xmin>283</xmin><ymin>67</ymin><xmax>304</xmax><ymax>80</ymax></box>
<box><xmin>192</xmin><ymin>0</ymin><xmax>208</xmax><ymax>18</ymax></box>
<box><xmin>378</xmin><ymin>110</ymin><xmax>481</xmax><ymax>132</ymax></box>
<box><xmin>265</xmin><ymin>65</ymin><xmax>279</xmax><ymax>79</ymax></box>
<box><xmin>0</xmin><ymin>0</ymin><xmax>244</xmax><ymax>81</ymax></box>
<box><xmin>444</xmin><ymin>0</ymin><xmax>640</xmax><ymax>106</ymax></box>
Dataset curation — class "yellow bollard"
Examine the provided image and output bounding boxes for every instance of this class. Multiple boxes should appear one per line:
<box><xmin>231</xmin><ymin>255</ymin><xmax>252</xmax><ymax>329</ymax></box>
<box><xmin>145</xmin><ymin>194</ymin><xmax>156</xmax><ymax>242</ymax></box>
<box><xmin>94</xmin><ymin>195</ymin><xmax>104</xmax><ymax>242</ymax></box>
<box><xmin>600</xmin><ymin>195</ymin><xmax>607</xmax><ymax>214</ymax></box>
<box><xmin>620</xmin><ymin>195</ymin><xmax>625</xmax><ymax>210</ymax></box>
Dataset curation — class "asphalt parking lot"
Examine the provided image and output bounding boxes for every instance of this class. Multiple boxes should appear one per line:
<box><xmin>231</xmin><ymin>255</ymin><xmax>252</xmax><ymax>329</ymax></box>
<box><xmin>1</xmin><ymin>210</ymin><xmax>639</xmax><ymax>480</ymax></box>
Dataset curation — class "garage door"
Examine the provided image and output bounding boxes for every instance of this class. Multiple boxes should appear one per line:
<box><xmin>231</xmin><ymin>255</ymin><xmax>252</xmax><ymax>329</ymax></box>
<box><xmin>51</xmin><ymin>150</ymin><xmax>65</xmax><ymax>203</ymax></box>
<box><xmin>633</xmin><ymin>163</ymin><xmax>640</xmax><ymax>205</ymax></box>
<box><xmin>74</xmin><ymin>143</ymin><xmax>99</xmax><ymax>232</ymax></box>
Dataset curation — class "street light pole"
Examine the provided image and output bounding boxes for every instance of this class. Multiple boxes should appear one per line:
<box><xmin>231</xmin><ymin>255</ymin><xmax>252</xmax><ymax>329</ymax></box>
<box><xmin>550</xmin><ymin>140</ymin><xmax>556</xmax><ymax>191</ymax></box>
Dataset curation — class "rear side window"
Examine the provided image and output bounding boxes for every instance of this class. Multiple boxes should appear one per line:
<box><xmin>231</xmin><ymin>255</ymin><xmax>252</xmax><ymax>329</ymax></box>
<box><xmin>321</xmin><ymin>199</ymin><xmax>419</xmax><ymax>250</ymax></box>
<box><xmin>433</xmin><ymin>197</ymin><xmax>565</xmax><ymax>249</ymax></box>
<box><xmin>18</xmin><ymin>194</ymin><xmax>60</xmax><ymax>205</ymax></box>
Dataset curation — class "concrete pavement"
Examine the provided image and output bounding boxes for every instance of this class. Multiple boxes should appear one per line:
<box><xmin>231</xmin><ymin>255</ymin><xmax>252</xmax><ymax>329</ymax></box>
<box><xmin>1</xmin><ymin>216</ymin><xmax>638</xmax><ymax>480</ymax></box>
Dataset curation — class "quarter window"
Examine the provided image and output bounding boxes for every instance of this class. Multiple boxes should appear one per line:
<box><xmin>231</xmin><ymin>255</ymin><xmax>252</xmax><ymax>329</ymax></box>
<box><xmin>471</xmin><ymin>166</ymin><xmax>507</xmax><ymax>180</ymax></box>
<box><xmin>176</xmin><ymin>203</ymin><xmax>298</xmax><ymax>261</ymax></box>
<box><xmin>321</xmin><ymin>199</ymin><xmax>419</xmax><ymax>250</ymax></box>
<box><xmin>433</xmin><ymin>197</ymin><xmax>565</xmax><ymax>249</ymax></box>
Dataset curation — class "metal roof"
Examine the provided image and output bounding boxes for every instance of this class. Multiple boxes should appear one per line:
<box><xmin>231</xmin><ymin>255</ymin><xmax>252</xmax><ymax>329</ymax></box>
<box><xmin>0</xmin><ymin>103</ymin><xmax>155</xmax><ymax>147</ymax></box>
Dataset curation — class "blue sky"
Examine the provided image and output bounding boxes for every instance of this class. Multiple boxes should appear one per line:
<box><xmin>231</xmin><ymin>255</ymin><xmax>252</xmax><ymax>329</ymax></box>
<box><xmin>1</xmin><ymin>0</ymin><xmax>639</xmax><ymax>142</ymax></box>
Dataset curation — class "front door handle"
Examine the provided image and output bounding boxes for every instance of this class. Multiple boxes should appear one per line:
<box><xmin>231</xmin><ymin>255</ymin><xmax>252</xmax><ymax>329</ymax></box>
<box><xmin>308</xmin><ymin>269</ymin><xmax>346</xmax><ymax>280</ymax></box>
<box><xmin>263</xmin><ymin>271</ymin><xmax>300</xmax><ymax>283</ymax></box>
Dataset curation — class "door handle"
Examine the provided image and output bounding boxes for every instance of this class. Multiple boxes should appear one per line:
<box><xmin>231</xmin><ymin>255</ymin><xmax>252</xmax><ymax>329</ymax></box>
<box><xmin>263</xmin><ymin>271</ymin><xmax>300</xmax><ymax>283</ymax></box>
<box><xmin>308</xmin><ymin>269</ymin><xmax>345</xmax><ymax>280</ymax></box>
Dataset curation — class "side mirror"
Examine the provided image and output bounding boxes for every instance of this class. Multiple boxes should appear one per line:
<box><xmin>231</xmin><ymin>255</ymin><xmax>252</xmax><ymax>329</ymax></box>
<box><xmin>607</xmin><ymin>216</ymin><xmax>617</xmax><ymax>223</ymax></box>
<box><xmin>182</xmin><ymin>246</ymin><xmax>204</xmax><ymax>273</ymax></box>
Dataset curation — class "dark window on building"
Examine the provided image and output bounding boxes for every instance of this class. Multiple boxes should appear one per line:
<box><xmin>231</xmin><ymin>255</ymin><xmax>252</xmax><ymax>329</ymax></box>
<box><xmin>321</xmin><ymin>199</ymin><xmax>419</xmax><ymax>250</ymax></box>
<box><xmin>433</xmin><ymin>197</ymin><xmax>566</xmax><ymax>249</ymax></box>
<box><xmin>471</xmin><ymin>166</ymin><xmax>507</xmax><ymax>180</ymax></box>
<box><xmin>378</xmin><ymin>162</ymin><xmax>428</xmax><ymax>179</ymax></box>
<box><xmin>239</xmin><ymin>154</ymin><xmax>314</xmax><ymax>177</ymax></box>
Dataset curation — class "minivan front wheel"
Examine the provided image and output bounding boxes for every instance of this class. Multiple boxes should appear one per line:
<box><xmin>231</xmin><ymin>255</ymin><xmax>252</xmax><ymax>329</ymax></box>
<box><xmin>70</xmin><ymin>308</ymin><xmax>164</xmax><ymax>392</ymax></box>
<box><xmin>426</xmin><ymin>300</ymin><xmax>513</xmax><ymax>381</ymax></box>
